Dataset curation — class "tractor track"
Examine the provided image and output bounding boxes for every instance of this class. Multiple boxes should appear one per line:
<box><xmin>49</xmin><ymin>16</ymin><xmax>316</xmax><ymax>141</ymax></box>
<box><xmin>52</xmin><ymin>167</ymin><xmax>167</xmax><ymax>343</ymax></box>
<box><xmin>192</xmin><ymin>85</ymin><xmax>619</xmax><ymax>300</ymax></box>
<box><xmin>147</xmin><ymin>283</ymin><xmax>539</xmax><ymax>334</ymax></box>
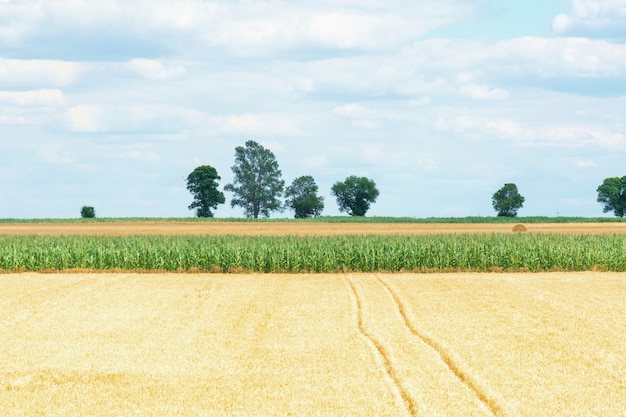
<box><xmin>344</xmin><ymin>276</ymin><xmax>419</xmax><ymax>417</ymax></box>
<box><xmin>375</xmin><ymin>275</ymin><xmax>504</xmax><ymax>417</ymax></box>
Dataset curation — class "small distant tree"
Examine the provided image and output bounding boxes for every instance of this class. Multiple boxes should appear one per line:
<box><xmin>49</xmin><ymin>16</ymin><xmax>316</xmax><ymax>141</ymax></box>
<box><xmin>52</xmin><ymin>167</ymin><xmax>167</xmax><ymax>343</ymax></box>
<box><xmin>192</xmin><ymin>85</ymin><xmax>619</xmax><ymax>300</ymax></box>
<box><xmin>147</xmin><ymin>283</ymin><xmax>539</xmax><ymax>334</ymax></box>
<box><xmin>597</xmin><ymin>176</ymin><xmax>626</xmax><ymax>217</ymax></box>
<box><xmin>331</xmin><ymin>175</ymin><xmax>379</xmax><ymax>216</ymax></box>
<box><xmin>224</xmin><ymin>140</ymin><xmax>285</xmax><ymax>218</ymax></box>
<box><xmin>80</xmin><ymin>206</ymin><xmax>96</xmax><ymax>218</ymax></box>
<box><xmin>186</xmin><ymin>165</ymin><xmax>225</xmax><ymax>217</ymax></box>
<box><xmin>285</xmin><ymin>175</ymin><xmax>324</xmax><ymax>218</ymax></box>
<box><xmin>492</xmin><ymin>183</ymin><xmax>525</xmax><ymax>217</ymax></box>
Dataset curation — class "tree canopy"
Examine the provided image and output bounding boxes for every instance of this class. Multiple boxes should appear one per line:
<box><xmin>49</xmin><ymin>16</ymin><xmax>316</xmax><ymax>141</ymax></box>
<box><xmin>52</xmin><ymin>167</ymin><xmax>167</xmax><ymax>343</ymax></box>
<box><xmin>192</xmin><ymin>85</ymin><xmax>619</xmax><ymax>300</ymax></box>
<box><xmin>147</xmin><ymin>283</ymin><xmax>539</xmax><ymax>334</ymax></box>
<box><xmin>186</xmin><ymin>165</ymin><xmax>225</xmax><ymax>217</ymax></box>
<box><xmin>285</xmin><ymin>175</ymin><xmax>324</xmax><ymax>218</ymax></box>
<box><xmin>224</xmin><ymin>140</ymin><xmax>285</xmax><ymax>218</ymax></box>
<box><xmin>597</xmin><ymin>176</ymin><xmax>626</xmax><ymax>217</ymax></box>
<box><xmin>331</xmin><ymin>175</ymin><xmax>379</xmax><ymax>216</ymax></box>
<box><xmin>80</xmin><ymin>206</ymin><xmax>96</xmax><ymax>218</ymax></box>
<box><xmin>492</xmin><ymin>183</ymin><xmax>525</xmax><ymax>217</ymax></box>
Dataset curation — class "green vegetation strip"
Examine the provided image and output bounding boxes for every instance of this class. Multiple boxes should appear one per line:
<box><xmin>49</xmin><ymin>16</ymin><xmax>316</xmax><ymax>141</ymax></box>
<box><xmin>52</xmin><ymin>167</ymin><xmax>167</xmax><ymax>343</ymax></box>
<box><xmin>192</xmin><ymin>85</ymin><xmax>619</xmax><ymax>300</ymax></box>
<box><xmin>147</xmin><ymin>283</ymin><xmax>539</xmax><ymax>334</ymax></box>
<box><xmin>1</xmin><ymin>216</ymin><xmax>625</xmax><ymax>224</ymax></box>
<box><xmin>1</xmin><ymin>234</ymin><xmax>625</xmax><ymax>273</ymax></box>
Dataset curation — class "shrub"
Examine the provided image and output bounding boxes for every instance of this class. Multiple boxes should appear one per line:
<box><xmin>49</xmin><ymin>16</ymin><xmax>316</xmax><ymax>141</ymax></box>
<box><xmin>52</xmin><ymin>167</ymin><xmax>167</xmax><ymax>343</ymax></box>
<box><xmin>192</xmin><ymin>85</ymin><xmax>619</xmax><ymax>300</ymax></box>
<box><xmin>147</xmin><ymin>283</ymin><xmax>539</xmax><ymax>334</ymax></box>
<box><xmin>80</xmin><ymin>206</ymin><xmax>96</xmax><ymax>218</ymax></box>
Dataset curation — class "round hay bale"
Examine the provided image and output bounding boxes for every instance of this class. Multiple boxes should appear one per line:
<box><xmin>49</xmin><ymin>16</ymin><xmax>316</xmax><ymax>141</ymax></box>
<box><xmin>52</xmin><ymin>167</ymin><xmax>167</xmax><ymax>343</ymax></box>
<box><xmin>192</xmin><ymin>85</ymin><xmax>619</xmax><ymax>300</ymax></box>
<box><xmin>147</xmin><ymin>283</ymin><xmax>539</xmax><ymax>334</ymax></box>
<box><xmin>512</xmin><ymin>224</ymin><xmax>527</xmax><ymax>233</ymax></box>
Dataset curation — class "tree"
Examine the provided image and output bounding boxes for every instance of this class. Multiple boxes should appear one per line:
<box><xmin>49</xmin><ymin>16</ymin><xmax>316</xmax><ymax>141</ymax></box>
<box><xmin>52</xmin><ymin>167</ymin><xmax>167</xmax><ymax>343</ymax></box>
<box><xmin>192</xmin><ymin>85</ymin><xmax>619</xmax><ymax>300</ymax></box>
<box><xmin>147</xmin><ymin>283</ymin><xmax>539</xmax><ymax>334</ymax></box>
<box><xmin>331</xmin><ymin>175</ymin><xmax>379</xmax><ymax>216</ymax></box>
<box><xmin>597</xmin><ymin>176</ymin><xmax>626</xmax><ymax>217</ymax></box>
<box><xmin>80</xmin><ymin>206</ymin><xmax>96</xmax><ymax>218</ymax></box>
<box><xmin>492</xmin><ymin>183</ymin><xmax>525</xmax><ymax>217</ymax></box>
<box><xmin>186</xmin><ymin>165</ymin><xmax>225</xmax><ymax>217</ymax></box>
<box><xmin>285</xmin><ymin>175</ymin><xmax>324</xmax><ymax>218</ymax></box>
<box><xmin>224</xmin><ymin>140</ymin><xmax>285</xmax><ymax>218</ymax></box>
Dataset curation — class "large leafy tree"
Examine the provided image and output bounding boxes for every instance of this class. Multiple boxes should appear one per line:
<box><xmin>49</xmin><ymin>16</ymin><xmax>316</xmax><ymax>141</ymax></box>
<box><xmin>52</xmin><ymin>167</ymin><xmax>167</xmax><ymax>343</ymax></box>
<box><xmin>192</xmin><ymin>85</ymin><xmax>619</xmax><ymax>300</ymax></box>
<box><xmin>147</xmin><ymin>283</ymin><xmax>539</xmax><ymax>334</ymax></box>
<box><xmin>492</xmin><ymin>183</ymin><xmax>525</xmax><ymax>217</ymax></box>
<box><xmin>597</xmin><ymin>176</ymin><xmax>626</xmax><ymax>217</ymax></box>
<box><xmin>186</xmin><ymin>165</ymin><xmax>225</xmax><ymax>217</ymax></box>
<box><xmin>331</xmin><ymin>175</ymin><xmax>379</xmax><ymax>216</ymax></box>
<box><xmin>285</xmin><ymin>175</ymin><xmax>324</xmax><ymax>218</ymax></box>
<box><xmin>224</xmin><ymin>140</ymin><xmax>284</xmax><ymax>218</ymax></box>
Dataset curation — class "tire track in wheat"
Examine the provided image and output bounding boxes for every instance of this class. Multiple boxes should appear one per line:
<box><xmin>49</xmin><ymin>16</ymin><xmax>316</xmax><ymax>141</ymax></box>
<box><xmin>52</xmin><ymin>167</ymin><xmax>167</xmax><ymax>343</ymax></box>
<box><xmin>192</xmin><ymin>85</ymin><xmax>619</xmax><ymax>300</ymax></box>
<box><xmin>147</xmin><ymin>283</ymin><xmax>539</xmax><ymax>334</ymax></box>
<box><xmin>375</xmin><ymin>275</ymin><xmax>504</xmax><ymax>417</ymax></box>
<box><xmin>344</xmin><ymin>276</ymin><xmax>419</xmax><ymax>417</ymax></box>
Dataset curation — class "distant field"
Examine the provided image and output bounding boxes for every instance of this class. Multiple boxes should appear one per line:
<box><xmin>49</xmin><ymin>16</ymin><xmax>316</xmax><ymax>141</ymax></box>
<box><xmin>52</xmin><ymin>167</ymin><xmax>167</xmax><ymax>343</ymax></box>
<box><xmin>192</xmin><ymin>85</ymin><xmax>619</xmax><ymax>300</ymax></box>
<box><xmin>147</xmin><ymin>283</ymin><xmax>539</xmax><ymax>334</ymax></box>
<box><xmin>1</xmin><ymin>219</ymin><xmax>626</xmax><ymax>236</ymax></box>
<box><xmin>1</xmin><ymin>272</ymin><xmax>624</xmax><ymax>416</ymax></box>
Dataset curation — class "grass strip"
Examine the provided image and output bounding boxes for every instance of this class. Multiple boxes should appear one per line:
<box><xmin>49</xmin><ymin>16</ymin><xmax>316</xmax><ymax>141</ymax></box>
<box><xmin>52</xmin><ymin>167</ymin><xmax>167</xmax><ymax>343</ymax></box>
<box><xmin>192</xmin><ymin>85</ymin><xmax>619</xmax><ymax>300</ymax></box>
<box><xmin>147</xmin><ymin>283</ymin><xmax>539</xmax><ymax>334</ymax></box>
<box><xmin>1</xmin><ymin>216</ymin><xmax>625</xmax><ymax>224</ymax></box>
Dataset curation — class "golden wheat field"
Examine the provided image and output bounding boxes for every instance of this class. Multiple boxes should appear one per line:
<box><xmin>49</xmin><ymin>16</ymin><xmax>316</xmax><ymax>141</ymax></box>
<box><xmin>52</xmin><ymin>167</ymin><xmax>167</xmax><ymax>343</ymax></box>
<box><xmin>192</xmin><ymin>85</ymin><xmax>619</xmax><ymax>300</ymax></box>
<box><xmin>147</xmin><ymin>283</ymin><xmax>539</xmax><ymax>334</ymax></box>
<box><xmin>1</xmin><ymin>272</ymin><xmax>625</xmax><ymax>416</ymax></box>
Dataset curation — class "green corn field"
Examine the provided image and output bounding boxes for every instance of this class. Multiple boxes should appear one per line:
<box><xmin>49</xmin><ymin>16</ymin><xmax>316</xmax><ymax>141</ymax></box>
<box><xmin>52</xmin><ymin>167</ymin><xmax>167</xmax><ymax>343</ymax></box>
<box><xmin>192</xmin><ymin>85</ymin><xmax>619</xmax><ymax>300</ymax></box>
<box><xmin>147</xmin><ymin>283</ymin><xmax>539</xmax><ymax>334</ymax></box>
<box><xmin>1</xmin><ymin>233</ymin><xmax>625</xmax><ymax>273</ymax></box>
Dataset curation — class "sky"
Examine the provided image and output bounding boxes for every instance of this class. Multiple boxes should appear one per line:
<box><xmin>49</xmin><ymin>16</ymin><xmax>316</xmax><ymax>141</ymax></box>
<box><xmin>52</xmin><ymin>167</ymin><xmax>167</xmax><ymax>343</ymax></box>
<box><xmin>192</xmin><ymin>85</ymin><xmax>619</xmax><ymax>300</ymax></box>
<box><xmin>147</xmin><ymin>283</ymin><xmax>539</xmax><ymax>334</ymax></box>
<box><xmin>1</xmin><ymin>0</ymin><xmax>625</xmax><ymax>219</ymax></box>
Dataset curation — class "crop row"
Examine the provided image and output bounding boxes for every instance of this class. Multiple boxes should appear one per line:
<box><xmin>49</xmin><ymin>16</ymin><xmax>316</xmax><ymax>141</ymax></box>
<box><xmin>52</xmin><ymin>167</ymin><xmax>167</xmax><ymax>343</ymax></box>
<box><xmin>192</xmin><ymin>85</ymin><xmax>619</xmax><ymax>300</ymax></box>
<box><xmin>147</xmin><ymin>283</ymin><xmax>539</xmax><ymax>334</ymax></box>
<box><xmin>1</xmin><ymin>234</ymin><xmax>625</xmax><ymax>273</ymax></box>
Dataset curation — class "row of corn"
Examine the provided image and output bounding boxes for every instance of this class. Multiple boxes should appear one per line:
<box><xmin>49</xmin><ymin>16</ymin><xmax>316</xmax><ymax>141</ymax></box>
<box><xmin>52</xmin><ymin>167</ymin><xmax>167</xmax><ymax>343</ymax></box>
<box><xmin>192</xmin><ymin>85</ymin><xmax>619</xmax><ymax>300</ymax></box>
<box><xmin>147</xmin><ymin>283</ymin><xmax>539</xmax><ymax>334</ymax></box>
<box><xmin>1</xmin><ymin>234</ymin><xmax>625</xmax><ymax>272</ymax></box>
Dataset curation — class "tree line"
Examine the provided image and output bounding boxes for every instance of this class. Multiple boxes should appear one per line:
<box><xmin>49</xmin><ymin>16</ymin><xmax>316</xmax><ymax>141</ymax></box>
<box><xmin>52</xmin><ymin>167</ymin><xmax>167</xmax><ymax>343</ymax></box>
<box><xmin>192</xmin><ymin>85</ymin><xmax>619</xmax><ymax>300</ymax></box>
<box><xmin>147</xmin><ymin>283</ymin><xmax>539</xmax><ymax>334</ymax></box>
<box><xmin>180</xmin><ymin>140</ymin><xmax>626</xmax><ymax>219</ymax></box>
<box><xmin>78</xmin><ymin>139</ymin><xmax>625</xmax><ymax>218</ymax></box>
<box><xmin>182</xmin><ymin>140</ymin><xmax>626</xmax><ymax>219</ymax></box>
<box><xmin>185</xmin><ymin>140</ymin><xmax>379</xmax><ymax>218</ymax></box>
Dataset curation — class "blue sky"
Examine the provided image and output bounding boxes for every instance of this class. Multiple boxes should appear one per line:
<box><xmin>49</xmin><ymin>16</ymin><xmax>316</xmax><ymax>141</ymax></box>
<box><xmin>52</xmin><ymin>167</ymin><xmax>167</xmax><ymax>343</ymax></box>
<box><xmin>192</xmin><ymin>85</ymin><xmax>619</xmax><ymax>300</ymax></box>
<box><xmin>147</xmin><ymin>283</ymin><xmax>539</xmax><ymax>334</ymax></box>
<box><xmin>1</xmin><ymin>0</ymin><xmax>625</xmax><ymax>218</ymax></box>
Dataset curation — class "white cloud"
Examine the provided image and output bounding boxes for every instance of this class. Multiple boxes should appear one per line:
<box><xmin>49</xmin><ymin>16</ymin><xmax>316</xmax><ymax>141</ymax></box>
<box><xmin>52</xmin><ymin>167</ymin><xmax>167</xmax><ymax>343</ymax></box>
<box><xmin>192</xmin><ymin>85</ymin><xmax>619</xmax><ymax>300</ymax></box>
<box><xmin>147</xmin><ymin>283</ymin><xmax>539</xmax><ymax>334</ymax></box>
<box><xmin>212</xmin><ymin>114</ymin><xmax>304</xmax><ymax>137</ymax></box>
<box><xmin>204</xmin><ymin>1</ymin><xmax>474</xmax><ymax>55</ymax></box>
<box><xmin>408</xmin><ymin>96</ymin><xmax>431</xmax><ymax>107</ymax></box>
<box><xmin>0</xmin><ymin>89</ymin><xmax>64</xmax><ymax>106</ymax></box>
<box><xmin>332</xmin><ymin>102</ymin><xmax>405</xmax><ymax>129</ymax></box>
<box><xmin>0</xmin><ymin>115</ymin><xmax>28</xmax><ymax>124</ymax></box>
<box><xmin>66</xmin><ymin>104</ymin><xmax>204</xmax><ymax>134</ymax></box>
<box><xmin>459</xmin><ymin>84</ymin><xmax>510</xmax><ymax>100</ymax></box>
<box><xmin>333</xmin><ymin>103</ymin><xmax>379</xmax><ymax>119</ymax></box>
<box><xmin>1</xmin><ymin>0</ymin><xmax>474</xmax><ymax>56</ymax></box>
<box><xmin>351</xmin><ymin>119</ymin><xmax>380</xmax><ymax>129</ymax></box>
<box><xmin>435</xmin><ymin>115</ymin><xmax>625</xmax><ymax>149</ymax></box>
<box><xmin>67</xmin><ymin>105</ymin><xmax>100</xmax><ymax>132</ymax></box>
<box><xmin>0</xmin><ymin>0</ymin><xmax>219</xmax><ymax>44</ymax></box>
<box><xmin>552</xmin><ymin>0</ymin><xmax>626</xmax><ymax>37</ymax></box>
<box><xmin>419</xmin><ymin>37</ymin><xmax>626</xmax><ymax>78</ymax></box>
<box><xmin>288</xmin><ymin>77</ymin><xmax>315</xmax><ymax>94</ymax></box>
<box><xmin>355</xmin><ymin>143</ymin><xmax>437</xmax><ymax>172</ymax></box>
<box><xmin>0</xmin><ymin>58</ymin><xmax>83</xmax><ymax>87</ymax></box>
<box><xmin>553</xmin><ymin>14</ymin><xmax>574</xmax><ymax>34</ymax></box>
<box><xmin>308</xmin><ymin>12</ymin><xmax>416</xmax><ymax>50</ymax></box>
<box><xmin>435</xmin><ymin>116</ymin><xmax>520</xmax><ymax>136</ymax></box>
<box><xmin>584</xmin><ymin>127</ymin><xmax>625</xmax><ymax>147</ymax></box>
<box><xmin>126</xmin><ymin>59</ymin><xmax>186</xmax><ymax>80</ymax></box>
<box><xmin>0</xmin><ymin>1</ymin><xmax>45</xmax><ymax>45</ymax></box>
<box><xmin>16</xmin><ymin>35</ymin><xmax>623</xmax><ymax>107</ymax></box>
<box><xmin>288</xmin><ymin>36</ymin><xmax>626</xmax><ymax>102</ymax></box>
